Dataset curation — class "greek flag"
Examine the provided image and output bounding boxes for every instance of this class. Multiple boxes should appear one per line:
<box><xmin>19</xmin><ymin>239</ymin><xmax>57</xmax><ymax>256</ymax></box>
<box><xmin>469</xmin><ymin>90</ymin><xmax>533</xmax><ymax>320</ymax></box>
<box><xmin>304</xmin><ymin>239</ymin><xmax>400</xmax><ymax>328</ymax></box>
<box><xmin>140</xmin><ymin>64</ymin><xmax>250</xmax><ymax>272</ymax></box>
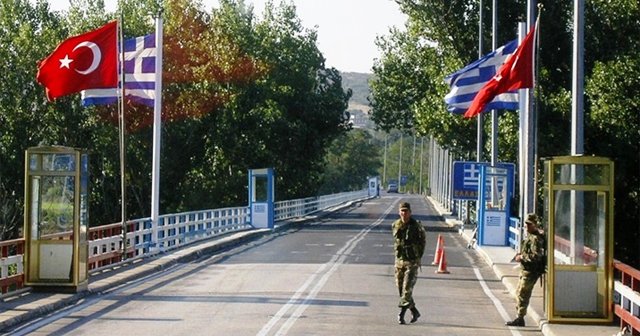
<box><xmin>81</xmin><ymin>34</ymin><xmax>156</xmax><ymax>107</ymax></box>
<box><xmin>444</xmin><ymin>39</ymin><xmax>519</xmax><ymax>114</ymax></box>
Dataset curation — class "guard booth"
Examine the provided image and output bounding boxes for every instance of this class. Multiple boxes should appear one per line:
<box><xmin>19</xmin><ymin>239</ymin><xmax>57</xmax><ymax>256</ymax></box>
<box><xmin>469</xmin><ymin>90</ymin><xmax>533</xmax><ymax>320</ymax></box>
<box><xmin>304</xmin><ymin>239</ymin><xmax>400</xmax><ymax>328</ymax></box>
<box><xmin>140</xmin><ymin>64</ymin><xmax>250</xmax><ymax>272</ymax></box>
<box><xmin>24</xmin><ymin>146</ymin><xmax>89</xmax><ymax>292</ymax></box>
<box><xmin>368</xmin><ymin>176</ymin><xmax>380</xmax><ymax>197</ymax></box>
<box><xmin>543</xmin><ymin>156</ymin><xmax>614</xmax><ymax>323</ymax></box>
<box><xmin>477</xmin><ymin>165</ymin><xmax>514</xmax><ymax>246</ymax></box>
<box><xmin>248</xmin><ymin>168</ymin><xmax>274</xmax><ymax>229</ymax></box>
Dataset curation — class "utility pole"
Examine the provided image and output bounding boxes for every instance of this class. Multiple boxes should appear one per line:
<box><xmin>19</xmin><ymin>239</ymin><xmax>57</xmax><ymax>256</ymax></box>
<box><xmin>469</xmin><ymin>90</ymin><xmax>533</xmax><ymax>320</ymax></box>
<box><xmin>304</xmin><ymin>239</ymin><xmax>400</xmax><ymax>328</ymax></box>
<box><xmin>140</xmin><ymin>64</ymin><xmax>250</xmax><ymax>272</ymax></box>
<box><xmin>383</xmin><ymin>133</ymin><xmax>388</xmax><ymax>185</ymax></box>
<box><xmin>398</xmin><ymin>134</ymin><xmax>403</xmax><ymax>193</ymax></box>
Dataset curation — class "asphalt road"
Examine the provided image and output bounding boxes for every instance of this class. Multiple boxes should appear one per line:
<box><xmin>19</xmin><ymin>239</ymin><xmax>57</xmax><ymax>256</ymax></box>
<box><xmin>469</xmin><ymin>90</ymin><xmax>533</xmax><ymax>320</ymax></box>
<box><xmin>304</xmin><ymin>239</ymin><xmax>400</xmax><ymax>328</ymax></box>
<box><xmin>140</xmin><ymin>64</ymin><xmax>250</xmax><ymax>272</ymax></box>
<box><xmin>12</xmin><ymin>194</ymin><xmax>542</xmax><ymax>336</ymax></box>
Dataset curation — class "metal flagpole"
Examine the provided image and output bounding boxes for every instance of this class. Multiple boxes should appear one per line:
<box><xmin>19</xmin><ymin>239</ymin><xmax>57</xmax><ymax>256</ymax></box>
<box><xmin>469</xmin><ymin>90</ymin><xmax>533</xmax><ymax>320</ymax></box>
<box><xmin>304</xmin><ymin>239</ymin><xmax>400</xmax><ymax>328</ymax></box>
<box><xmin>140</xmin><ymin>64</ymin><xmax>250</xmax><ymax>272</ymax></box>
<box><xmin>117</xmin><ymin>10</ymin><xmax>128</xmax><ymax>261</ymax></box>
<box><xmin>569</xmin><ymin>0</ymin><xmax>585</xmax><ymax>264</ymax></box>
<box><xmin>517</xmin><ymin>20</ymin><xmax>527</xmax><ymax>248</ymax></box>
<box><xmin>150</xmin><ymin>10</ymin><xmax>164</xmax><ymax>253</ymax></box>
<box><xmin>490</xmin><ymin>0</ymin><xmax>498</xmax><ymax>167</ymax></box>
<box><xmin>477</xmin><ymin>0</ymin><xmax>484</xmax><ymax>163</ymax></box>
<box><xmin>532</xmin><ymin>4</ymin><xmax>543</xmax><ymax>213</ymax></box>
<box><xmin>474</xmin><ymin>0</ymin><xmax>484</xmax><ymax>226</ymax></box>
<box><xmin>572</xmin><ymin>0</ymin><xmax>584</xmax><ymax>155</ymax></box>
<box><xmin>524</xmin><ymin>1</ymin><xmax>539</xmax><ymax>217</ymax></box>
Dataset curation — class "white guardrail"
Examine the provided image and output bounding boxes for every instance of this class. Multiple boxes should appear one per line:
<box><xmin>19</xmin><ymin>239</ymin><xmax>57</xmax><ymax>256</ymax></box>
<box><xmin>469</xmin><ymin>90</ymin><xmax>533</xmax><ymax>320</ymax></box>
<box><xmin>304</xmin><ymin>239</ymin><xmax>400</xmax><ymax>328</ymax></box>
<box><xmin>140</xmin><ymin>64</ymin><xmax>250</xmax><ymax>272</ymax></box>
<box><xmin>89</xmin><ymin>189</ymin><xmax>369</xmax><ymax>267</ymax></box>
<box><xmin>0</xmin><ymin>189</ymin><xmax>371</xmax><ymax>295</ymax></box>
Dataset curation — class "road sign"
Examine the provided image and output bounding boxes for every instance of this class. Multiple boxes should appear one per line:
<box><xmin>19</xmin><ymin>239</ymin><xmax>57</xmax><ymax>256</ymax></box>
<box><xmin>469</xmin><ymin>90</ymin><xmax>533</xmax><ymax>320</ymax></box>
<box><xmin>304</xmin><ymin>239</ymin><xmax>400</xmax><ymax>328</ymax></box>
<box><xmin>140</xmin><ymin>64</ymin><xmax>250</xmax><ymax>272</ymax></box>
<box><xmin>452</xmin><ymin>161</ymin><xmax>515</xmax><ymax>200</ymax></box>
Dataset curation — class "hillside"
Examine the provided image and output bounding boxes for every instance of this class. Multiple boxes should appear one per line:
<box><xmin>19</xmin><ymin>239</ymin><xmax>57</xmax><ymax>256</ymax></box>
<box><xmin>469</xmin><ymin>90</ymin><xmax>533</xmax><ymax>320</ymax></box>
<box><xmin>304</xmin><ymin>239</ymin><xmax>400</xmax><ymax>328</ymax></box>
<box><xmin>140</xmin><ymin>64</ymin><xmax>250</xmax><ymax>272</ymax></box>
<box><xmin>341</xmin><ymin>72</ymin><xmax>372</xmax><ymax>108</ymax></box>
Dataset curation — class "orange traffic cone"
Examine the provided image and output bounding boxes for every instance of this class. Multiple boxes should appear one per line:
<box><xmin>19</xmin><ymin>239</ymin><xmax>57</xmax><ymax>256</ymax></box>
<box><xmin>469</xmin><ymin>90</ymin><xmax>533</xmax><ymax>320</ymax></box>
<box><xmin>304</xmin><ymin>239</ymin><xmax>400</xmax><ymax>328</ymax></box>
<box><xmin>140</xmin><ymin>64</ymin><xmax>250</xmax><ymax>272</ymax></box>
<box><xmin>432</xmin><ymin>234</ymin><xmax>444</xmax><ymax>265</ymax></box>
<box><xmin>436</xmin><ymin>248</ymin><xmax>450</xmax><ymax>274</ymax></box>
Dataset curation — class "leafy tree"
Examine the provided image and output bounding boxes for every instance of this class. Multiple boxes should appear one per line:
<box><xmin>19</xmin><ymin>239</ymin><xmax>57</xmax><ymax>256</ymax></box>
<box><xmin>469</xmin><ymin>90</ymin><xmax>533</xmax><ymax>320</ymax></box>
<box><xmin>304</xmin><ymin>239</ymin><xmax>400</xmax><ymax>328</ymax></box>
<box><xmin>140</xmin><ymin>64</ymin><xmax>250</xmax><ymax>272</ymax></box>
<box><xmin>0</xmin><ymin>0</ymin><xmax>352</xmax><ymax>239</ymax></box>
<box><xmin>0</xmin><ymin>0</ymin><xmax>75</xmax><ymax>238</ymax></box>
<box><xmin>371</xmin><ymin>0</ymin><xmax>640</xmax><ymax>266</ymax></box>
<box><xmin>318</xmin><ymin>129</ymin><xmax>382</xmax><ymax>194</ymax></box>
<box><xmin>251</xmin><ymin>1</ymin><xmax>351</xmax><ymax>199</ymax></box>
<box><xmin>586</xmin><ymin>53</ymin><xmax>640</xmax><ymax>266</ymax></box>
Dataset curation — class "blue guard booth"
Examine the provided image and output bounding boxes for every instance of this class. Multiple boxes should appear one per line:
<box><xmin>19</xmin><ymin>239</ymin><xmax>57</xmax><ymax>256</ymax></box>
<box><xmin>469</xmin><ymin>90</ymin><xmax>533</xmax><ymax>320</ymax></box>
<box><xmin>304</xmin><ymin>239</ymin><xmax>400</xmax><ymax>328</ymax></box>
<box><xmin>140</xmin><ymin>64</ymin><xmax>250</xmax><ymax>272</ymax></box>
<box><xmin>477</xmin><ymin>165</ymin><xmax>514</xmax><ymax>246</ymax></box>
<box><xmin>248</xmin><ymin>168</ymin><xmax>274</xmax><ymax>229</ymax></box>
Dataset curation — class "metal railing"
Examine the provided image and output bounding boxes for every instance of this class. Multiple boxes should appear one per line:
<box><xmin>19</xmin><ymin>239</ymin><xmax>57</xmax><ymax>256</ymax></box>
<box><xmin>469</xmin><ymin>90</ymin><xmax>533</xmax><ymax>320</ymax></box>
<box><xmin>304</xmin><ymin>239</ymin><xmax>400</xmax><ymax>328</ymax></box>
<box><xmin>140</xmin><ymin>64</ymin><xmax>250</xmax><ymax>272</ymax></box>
<box><xmin>614</xmin><ymin>260</ymin><xmax>640</xmax><ymax>335</ymax></box>
<box><xmin>508</xmin><ymin>217</ymin><xmax>521</xmax><ymax>251</ymax></box>
<box><xmin>0</xmin><ymin>189</ymin><xmax>369</xmax><ymax>295</ymax></box>
<box><xmin>0</xmin><ymin>239</ymin><xmax>23</xmax><ymax>293</ymax></box>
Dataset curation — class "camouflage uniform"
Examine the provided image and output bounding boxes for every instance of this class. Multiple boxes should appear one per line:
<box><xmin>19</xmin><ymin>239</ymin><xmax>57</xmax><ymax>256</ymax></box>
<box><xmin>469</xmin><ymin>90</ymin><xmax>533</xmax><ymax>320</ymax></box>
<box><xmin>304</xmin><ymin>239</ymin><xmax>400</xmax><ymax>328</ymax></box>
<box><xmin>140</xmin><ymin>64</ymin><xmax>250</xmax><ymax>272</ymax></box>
<box><xmin>515</xmin><ymin>227</ymin><xmax>546</xmax><ymax>318</ymax></box>
<box><xmin>392</xmin><ymin>216</ymin><xmax>426</xmax><ymax>308</ymax></box>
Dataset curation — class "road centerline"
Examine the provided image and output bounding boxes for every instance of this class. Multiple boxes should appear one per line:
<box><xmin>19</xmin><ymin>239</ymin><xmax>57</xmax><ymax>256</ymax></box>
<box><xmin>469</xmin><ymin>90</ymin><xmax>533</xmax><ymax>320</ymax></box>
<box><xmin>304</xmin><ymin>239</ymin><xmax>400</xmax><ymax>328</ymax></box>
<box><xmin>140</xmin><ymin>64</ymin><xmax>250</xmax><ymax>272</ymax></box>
<box><xmin>257</xmin><ymin>200</ymin><xmax>398</xmax><ymax>336</ymax></box>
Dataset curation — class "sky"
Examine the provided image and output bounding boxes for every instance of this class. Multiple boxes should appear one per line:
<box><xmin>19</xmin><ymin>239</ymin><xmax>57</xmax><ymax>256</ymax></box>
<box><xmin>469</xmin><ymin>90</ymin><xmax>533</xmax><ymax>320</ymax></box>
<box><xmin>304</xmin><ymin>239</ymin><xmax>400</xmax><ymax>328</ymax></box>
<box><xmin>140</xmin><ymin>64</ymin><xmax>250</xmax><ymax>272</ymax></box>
<box><xmin>42</xmin><ymin>0</ymin><xmax>408</xmax><ymax>73</ymax></box>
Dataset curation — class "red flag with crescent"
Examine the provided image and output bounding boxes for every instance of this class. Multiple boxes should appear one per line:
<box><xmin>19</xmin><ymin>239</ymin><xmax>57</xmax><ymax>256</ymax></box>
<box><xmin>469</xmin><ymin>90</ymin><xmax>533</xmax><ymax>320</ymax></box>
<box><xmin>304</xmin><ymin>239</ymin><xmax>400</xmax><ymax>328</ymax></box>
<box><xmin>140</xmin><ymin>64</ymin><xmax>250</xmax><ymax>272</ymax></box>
<box><xmin>37</xmin><ymin>21</ymin><xmax>118</xmax><ymax>101</ymax></box>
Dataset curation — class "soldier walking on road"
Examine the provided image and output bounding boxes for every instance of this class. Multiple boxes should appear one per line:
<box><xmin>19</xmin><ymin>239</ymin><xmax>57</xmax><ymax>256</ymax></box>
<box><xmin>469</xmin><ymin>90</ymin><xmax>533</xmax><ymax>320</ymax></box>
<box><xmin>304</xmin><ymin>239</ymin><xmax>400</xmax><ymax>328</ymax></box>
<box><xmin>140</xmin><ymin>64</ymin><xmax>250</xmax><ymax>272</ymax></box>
<box><xmin>506</xmin><ymin>213</ymin><xmax>546</xmax><ymax>327</ymax></box>
<box><xmin>392</xmin><ymin>202</ymin><xmax>427</xmax><ymax>324</ymax></box>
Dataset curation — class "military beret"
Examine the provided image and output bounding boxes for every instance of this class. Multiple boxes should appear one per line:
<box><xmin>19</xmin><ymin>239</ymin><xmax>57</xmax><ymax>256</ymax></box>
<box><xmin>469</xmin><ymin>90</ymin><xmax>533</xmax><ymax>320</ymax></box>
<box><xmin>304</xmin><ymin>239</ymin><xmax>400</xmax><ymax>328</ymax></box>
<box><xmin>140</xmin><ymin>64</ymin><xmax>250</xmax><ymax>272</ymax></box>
<box><xmin>525</xmin><ymin>213</ymin><xmax>538</xmax><ymax>225</ymax></box>
<box><xmin>399</xmin><ymin>202</ymin><xmax>411</xmax><ymax>211</ymax></box>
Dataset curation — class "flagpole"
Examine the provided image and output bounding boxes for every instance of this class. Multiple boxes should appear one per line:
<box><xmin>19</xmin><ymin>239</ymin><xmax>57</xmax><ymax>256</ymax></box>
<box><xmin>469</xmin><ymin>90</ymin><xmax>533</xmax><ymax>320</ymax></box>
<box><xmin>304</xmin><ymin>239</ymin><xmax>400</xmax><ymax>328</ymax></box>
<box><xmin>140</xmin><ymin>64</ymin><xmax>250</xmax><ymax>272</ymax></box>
<box><xmin>517</xmin><ymin>20</ymin><xmax>527</xmax><ymax>248</ymax></box>
<box><xmin>150</xmin><ymin>10</ymin><xmax>164</xmax><ymax>253</ymax></box>
<box><xmin>117</xmin><ymin>10</ymin><xmax>128</xmax><ymax>262</ymax></box>
<box><xmin>532</xmin><ymin>4</ymin><xmax>543</xmax><ymax>214</ymax></box>
<box><xmin>571</xmin><ymin>0</ymin><xmax>584</xmax><ymax>155</ymax></box>
<box><xmin>474</xmin><ymin>0</ymin><xmax>484</xmax><ymax>227</ymax></box>
<box><xmin>476</xmin><ymin>0</ymin><xmax>484</xmax><ymax>163</ymax></box>
<box><xmin>524</xmin><ymin>2</ymin><xmax>539</xmax><ymax>218</ymax></box>
<box><xmin>490</xmin><ymin>0</ymin><xmax>498</xmax><ymax>167</ymax></box>
<box><xmin>489</xmin><ymin>0</ymin><xmax>499</xmax><ymax>212</ymax></box>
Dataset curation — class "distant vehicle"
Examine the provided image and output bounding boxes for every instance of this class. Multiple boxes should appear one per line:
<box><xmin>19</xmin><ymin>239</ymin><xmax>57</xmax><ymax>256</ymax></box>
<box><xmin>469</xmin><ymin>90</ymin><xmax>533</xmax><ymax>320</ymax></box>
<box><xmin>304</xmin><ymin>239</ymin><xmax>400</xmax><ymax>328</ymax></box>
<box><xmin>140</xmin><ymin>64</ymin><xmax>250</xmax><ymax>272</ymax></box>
<box><xmin>387</xmin><ymin>183</ymin><xmax>398</xmax><ymax>193</ymax></box>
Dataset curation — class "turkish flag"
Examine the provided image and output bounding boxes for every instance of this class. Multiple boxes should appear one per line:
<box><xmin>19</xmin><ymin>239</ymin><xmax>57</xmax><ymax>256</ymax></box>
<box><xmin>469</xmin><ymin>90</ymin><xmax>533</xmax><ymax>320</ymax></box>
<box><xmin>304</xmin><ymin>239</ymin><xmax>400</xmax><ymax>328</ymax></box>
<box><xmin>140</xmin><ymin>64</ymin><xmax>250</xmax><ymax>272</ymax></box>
<box><xmin>464</xmin><ymin>22</ymin><xmax>538</xmax><ymax>118</ymax></box>
<box><xmin>37</xmin><ymin>21</ymin><xmax>118</xmax><ymax>101</ymax></box>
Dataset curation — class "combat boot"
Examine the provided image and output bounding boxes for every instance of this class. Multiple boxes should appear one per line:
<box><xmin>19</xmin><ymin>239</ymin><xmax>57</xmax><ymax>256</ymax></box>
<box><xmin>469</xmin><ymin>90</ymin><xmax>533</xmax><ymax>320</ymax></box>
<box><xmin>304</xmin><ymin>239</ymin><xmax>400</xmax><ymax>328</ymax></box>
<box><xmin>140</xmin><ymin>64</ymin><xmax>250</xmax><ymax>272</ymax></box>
<box><xmin>505</xmin><ymin>316</ymin><xmax>525</xmax><ymax>326</ymax></box>
<box><xmin>409</xmin><ymin>307</ymin><xmax>421</xmax><ymax>323</ymax></box>
<box><xmin>398</xmin><ymin>307</ymin><xmax>408</xmax><ymax>324</ymax></box>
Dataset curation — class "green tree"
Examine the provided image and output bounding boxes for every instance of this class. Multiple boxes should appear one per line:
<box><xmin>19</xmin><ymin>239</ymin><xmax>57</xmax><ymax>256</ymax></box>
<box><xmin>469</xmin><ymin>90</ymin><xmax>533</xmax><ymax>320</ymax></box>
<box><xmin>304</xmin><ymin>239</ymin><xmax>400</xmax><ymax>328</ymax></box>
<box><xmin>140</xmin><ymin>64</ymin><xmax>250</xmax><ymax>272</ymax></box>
<box><xmin>318</xmin><ymin>129</ymin><xmax>382</xmax><ymax>194</ymax></box>
<box><xmin>371</xmin><ymin>0</ymin><xmax>640</xmax><ymax>266</ymax></box>
<box><xmin>0</xmin><ymin>0</ymin><xmax>86</xmax><ymax>237</ymax></box>
<box><xmin>586</xmin><ymin>53</ymin><xmax>640</xmax><ymax>266</ymax></box>
<box><xmin>0</xmin><ymin>0</ymin><xmax>353</xmax><ymax>239</ymax></box>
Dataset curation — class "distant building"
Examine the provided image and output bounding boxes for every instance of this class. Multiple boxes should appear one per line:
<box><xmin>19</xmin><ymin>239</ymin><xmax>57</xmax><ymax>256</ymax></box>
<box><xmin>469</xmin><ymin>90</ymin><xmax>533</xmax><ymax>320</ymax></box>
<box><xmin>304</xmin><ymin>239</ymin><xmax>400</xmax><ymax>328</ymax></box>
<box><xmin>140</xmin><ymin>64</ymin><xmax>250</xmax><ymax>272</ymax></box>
<box><xmin>348</xmin><ymin>108</ymin><xmax>374</xmax><ymax>129</ymax></box>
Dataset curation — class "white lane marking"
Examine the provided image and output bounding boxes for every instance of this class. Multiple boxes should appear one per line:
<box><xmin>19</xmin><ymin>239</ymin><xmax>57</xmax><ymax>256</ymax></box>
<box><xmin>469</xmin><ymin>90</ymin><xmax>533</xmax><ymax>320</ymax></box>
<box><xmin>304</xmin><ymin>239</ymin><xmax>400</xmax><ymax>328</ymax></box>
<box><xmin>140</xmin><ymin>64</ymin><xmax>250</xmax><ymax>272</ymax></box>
<box><xmin>257</xmin><ymin>200</ymin><xmax>399</xmax><ymax>336</ymax></box>
<box><xmin>9</xmin><ymin>263</ymin><xmax>186</xmax><ymax>336</ymax></box>
<box><xmin>464</xmin><ymin>252</ymin><xmax>523</xmax><ymax>336</ymax></box>
<box><xmin>255</xmin><ymin>259</ymin><xmax>332</xmax><ymax>336</ymax></box>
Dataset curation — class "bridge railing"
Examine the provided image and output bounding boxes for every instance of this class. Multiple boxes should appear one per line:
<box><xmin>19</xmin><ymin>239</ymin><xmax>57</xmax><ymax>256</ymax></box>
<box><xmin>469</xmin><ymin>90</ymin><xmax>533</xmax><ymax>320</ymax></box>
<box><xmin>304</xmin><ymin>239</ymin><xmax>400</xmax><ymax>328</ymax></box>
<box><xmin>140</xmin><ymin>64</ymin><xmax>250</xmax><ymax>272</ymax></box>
<box><xmin>274</xmin><ymin>190</ymin><xmax>368</xmax><ymax>221</ymax></box>
<box><xmin>613</xmin><ymin>260</ymin><xmax>640</xmax><ymax>335</ymax></box>
<box><xmin>0</xmin><ymin>189</ymin><xmax>369</xmax><ymax>295</ymax></box>
<box><xmin>508</xmin><ymin>217</ymin><xmax>521</xmax><ymax>251</ymax></box>
<box><xmin>0</xmin><ymin>239</ymin><xmax>23</xmax><ymax>294</ymax></box>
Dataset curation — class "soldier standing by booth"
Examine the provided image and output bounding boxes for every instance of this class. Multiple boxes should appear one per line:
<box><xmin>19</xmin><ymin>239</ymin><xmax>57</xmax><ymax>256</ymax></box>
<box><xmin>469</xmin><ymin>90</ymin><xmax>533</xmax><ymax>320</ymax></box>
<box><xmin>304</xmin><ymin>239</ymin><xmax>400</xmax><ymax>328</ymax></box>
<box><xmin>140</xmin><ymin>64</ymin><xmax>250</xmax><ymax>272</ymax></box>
<box><xmin>506</xmin><ymin>213</ymin><xmax>546</xmax><ymax>327</ymax></box>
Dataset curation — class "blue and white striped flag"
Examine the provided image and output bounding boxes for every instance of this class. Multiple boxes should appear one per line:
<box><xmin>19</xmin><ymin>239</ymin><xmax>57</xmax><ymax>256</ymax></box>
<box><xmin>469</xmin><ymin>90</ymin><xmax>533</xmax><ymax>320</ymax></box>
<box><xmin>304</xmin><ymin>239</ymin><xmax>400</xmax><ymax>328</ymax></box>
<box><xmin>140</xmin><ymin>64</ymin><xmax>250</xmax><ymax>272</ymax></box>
<box><xmin>444</xmin><ymin>39</ymin><xmax>519</xmax><ymax>114</ymax></box>
<box><xmin>81</xmin><ymin>34</ymin><xmax>156</xmax><ymax>107</ymax></box>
